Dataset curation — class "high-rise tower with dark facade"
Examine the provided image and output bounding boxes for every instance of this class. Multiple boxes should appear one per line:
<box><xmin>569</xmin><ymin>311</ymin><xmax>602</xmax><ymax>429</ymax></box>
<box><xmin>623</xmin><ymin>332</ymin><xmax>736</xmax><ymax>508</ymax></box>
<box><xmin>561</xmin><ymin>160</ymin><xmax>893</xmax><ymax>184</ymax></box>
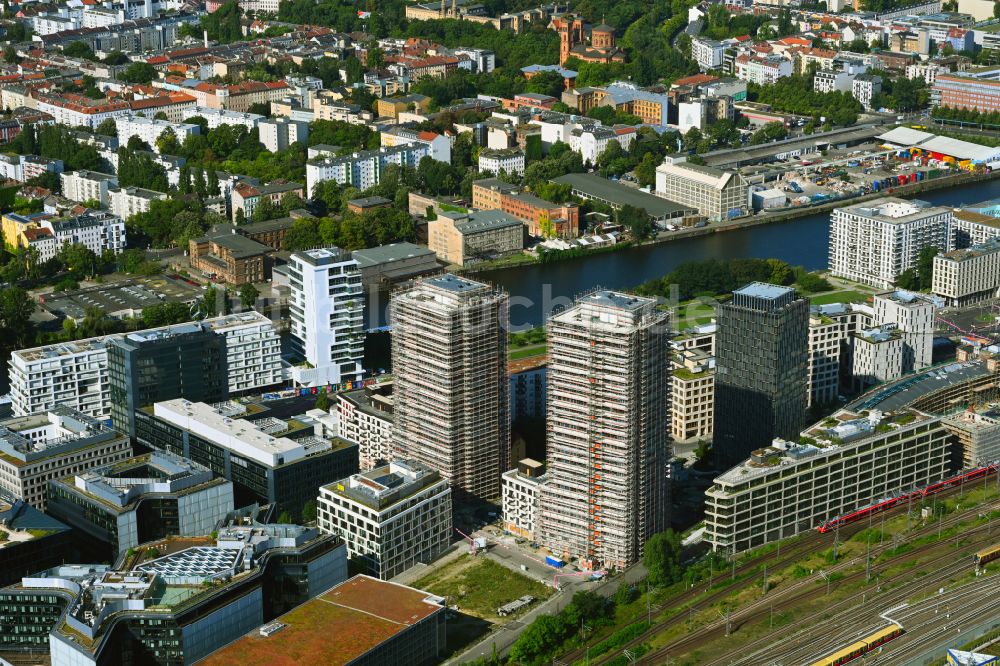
<box><xmin>714</xmin><ymin>282</ymin><xmax>809</xmax><ymax>470</ymax></box>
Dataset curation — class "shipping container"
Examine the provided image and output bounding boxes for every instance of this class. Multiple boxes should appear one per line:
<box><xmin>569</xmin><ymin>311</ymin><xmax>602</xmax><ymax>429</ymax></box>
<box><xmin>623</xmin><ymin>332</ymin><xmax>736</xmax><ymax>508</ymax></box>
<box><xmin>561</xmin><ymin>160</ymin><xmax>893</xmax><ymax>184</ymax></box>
<box><xmin>545</xmin><ymin>556</ymin><xmax>565</xmax><ymax>568</ymax></box>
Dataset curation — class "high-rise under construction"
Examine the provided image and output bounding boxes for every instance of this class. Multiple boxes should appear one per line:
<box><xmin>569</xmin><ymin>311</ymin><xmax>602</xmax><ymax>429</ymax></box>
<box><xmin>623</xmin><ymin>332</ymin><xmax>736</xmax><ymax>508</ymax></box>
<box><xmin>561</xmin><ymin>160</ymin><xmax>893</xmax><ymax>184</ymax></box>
<box><xmin>538</xmin><ymin>290</ymin><xmax>671</xmax><ymax>570</ymax></box>
<box><xmin>390</xmin><ymin>274</ymin><xmax>510</xmax><ymax>502</ymax></box>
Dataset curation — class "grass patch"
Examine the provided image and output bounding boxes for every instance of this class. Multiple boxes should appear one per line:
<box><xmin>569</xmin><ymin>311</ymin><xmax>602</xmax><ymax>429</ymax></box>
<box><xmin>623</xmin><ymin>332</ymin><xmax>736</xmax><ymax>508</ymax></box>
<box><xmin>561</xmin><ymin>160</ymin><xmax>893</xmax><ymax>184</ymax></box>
<box><xmin>809</xmin><ymin>290</ymin><xmax>870</xmax><ymax>306</ymax></box>
<box><xmin>510</xmin><ymin>344</ymin><xmax>547</xmax><ymax>360</ymax></box>
<box><xmin>412</xmin><ymin>555</ymin><xmax>552</xmax><ymax>622</ymax></box>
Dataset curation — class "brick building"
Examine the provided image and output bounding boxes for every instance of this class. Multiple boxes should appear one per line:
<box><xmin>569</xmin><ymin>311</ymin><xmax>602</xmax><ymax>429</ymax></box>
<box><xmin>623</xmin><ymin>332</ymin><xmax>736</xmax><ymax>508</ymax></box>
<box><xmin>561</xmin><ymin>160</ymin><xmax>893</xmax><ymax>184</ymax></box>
<box><xmin>189</xmin><ymin>227</ymin><xmax>271</xmax><ymax>284</ymax></box>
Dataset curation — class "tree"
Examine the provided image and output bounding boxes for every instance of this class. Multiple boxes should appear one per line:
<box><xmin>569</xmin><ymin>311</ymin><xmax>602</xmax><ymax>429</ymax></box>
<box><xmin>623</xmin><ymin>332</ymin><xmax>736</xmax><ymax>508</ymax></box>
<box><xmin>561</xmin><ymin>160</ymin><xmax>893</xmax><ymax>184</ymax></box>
<box><xmin>0</xmin><ymin>287</ymin><xmax>36</xmax><ymax>351</ymax></box>
<box><xmin>634</xmin><ymin>152</ymin><xmax>658</xmax><ymax>188</ymax></box>
<box><xmin>314</xmin><ymin>391</ymin><xmax>331</xmax><ymax>411</ymax></box>
<box><xmin>63</xmin><ymin>41</ymin><xmax>97</xmax><ymax>61</ymax></box>
<box><xmin>155</xmin><ymin>127</ymin><xmax>179</xmax><ymax>155</ymax></box>
<box><xmin>207</xmin><ymin>169</ymin><xmax>221</xmax><ymax>197</ymax></box>
<box><xmin>121</xmin><ymin>62</ymin><xmax>157</xmax><ymax>84</ymax></box>
<box><xmin>96</xmin><ymin>118</ymin><xmax>118</xmax><ymax>137</ymax></box>
<box><xmin>239</xmin><ymin>282</ymin><xmax>259</xmax><ymax>310</ymax></box>
<box><xmin>60</xmin><ymin>243</ymin><xmax>99</xmax><ymax>277</ymax></box>
<box><xmin>141</xmin><ymin>301</ymin><xmax>190</xmax><ymax>327</ymax></box>
<box><xmin>524</xmin><ymin>70</ymin><xmax>565</xmax><ymax>99</ymax></box>
<box><xmin>277</xmin><ymin>510</ymin><xmax>295</xmax><ymax>524</ymax></box>
<box><xmin>302</xmin><ymin>500</ymin><xmax>317</xmax><ymax>523</ymax></box>
<box><xmin>916</xmin><ymin>246</ymin><xmax>938</xmax><ymax>291</ymax></box>
<box><xmin>617</xmin><ymin>204</ymin><xmax>652</xmax><ymax>240</ymax></box>
<box><xmin>895</xmin><ymin>267</ymin><xmax>918</xmax><ymax>290</ymax></box>
<box><xmin>201</xmin><ymin>0</ymin><xmax>243</xmax><ymax>44</ymax></box>
<box><xmin>644</xmin><ymin>529</ymin><xmax>683</xmax><ymax>587</ymax></box>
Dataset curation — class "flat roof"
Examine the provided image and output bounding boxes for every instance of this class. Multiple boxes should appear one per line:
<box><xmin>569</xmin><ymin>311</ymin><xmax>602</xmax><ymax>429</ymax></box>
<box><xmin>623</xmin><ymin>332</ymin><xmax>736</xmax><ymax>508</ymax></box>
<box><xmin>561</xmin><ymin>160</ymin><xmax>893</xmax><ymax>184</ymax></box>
<box><xmin>735</xmin><ymin>282</ymin><xmax>794</xmax><ymax>300</ymax></box>
<box><xmin>877</xmin><ymin>126</ymin><xmax>935</xmax><ymax>146</ymax></box>
<box><xmin>352</xmin><ymin>242</ymin><xmax>436</xmax><ymax>267</ymax></box>
<box><xmin>848</xmin><ymin>361</ymin><xmax>992</xmax><ymax>413</ymax></box>
<box><xmin>551</xmin><ymin>173</ymin><xmax>692</xmax><ymax>219</ymax></box>
<box><xmin>198</xmin><ymin>576</ymin><xmax>444</xmax><ymax>666</ymax></box>
<box><xmin>424</xmin><ymin>273</ymin><xmax>487</xmax><ymax>293</ymax></box>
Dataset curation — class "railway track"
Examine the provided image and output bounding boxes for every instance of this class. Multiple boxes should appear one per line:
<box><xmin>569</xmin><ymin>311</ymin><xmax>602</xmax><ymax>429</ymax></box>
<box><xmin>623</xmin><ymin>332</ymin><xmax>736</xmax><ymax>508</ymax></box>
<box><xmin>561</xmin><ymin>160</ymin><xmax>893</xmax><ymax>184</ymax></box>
<box><xmin>561</xmin><ymin>481</ymin><xmax>1000</xmax><ymax>666</ymax></box>
<box><xmin>555</xmin><ymin>525</ymin><xmax>849</xmax><ymax>665</ymax></box>
<box><xmin>699</xmin><ymin>508</ymin><xmax>1000</xmax><ymax>665</ymax></box>
<box><xmin>871</xmin><ymin>581</ymin><xmax>1000</xmax><ymax>664</ymax></box>
<box><xmin>635</xmin><ymin>501</ymin><xmax>1000</xmax><ymax>665</ymax></box>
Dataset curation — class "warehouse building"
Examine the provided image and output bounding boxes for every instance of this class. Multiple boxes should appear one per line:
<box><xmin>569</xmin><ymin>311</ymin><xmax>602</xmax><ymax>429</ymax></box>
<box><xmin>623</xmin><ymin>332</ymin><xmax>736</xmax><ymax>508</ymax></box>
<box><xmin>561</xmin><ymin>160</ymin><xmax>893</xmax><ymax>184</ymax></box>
<box><xmin>705</xmin><ymin>408</ymin><xmax>952</xmax><ymax>553</ymax></box>
<box><xmin>552</xmin><ymin>172</ymin><xmax>696</xmax><ymax>224</ymax></box>
<box><xmin>654</xmin><ymin>157</ymin><xmax>749</xmax><ymax>221</ymax></box>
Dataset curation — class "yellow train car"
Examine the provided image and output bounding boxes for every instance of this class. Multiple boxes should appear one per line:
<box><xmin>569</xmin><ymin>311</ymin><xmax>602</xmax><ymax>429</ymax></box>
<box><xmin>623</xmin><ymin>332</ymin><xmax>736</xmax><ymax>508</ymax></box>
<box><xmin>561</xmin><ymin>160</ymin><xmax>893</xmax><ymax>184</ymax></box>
<box><xmin>975</xmin><ymin>544</ymin><xmax>1000</xmax><ymax>568</ymax></box>
<box><xmin>811</xmin><ymin>625</ymin><xmax>903</xmax><ymax>666</ymax></box>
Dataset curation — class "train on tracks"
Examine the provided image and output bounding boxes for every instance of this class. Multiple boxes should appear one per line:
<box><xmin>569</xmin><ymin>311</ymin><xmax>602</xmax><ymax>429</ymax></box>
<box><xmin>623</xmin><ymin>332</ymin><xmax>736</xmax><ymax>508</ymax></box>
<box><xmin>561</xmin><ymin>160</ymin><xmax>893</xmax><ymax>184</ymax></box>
<box><xmin>975</xmin><ymin>543</ymin><xmax>1000</xmax><ymax>569</ymax></box>
<box><xmin>810</xmin><ymin>624</ymin><xmax>904</xmax><ymax>666</ymax></box>
<box><xmin>817</xmin><ymin>465</ymin><xmax>998</xmax><ymax>534</ymax></box>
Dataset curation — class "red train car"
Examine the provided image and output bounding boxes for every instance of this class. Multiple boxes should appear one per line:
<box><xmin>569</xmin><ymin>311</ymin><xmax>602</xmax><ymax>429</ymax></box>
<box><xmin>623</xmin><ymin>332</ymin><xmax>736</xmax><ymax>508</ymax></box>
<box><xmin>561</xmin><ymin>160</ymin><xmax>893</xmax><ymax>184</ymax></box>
<box><xmin>818</xmin><ymin>465</ymin><xmax>997</xmax><ymax>533</ymax></box>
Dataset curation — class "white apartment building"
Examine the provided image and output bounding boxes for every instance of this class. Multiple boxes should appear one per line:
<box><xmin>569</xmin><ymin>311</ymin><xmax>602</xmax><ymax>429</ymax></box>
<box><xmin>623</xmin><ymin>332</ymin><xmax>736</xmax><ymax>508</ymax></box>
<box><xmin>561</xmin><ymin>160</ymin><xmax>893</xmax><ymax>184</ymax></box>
<box><xmin>828</xmin><ymin>198</ymin><xmax>953</xmax><ymax>288</ymax></box>
<box><xmin>391</xmin><ymin>274</ymin><xmax>510</xmax><ymax>501</ymax></box>
<box><xmin>873</xmin><ymin>289</ymin><xmax>936</xmax><ymax>373</ymax></box>
<box><xmin>317</xmin><ymin>460</ymin><xmax>451</xmax><ymax>580</ymax></box>
<box><xmin>692</xmin><ymin>38</ymin><xmax>724</xmax><ymax>72</ymax></box>
<box><xmin>672</xmin><ymin>351</ymin><xmax>715</xmax><ymax>442</ymax></box>
<box><xmin>9</xmin><ymin>313</ymin><xmax>283</xmax><ymax>420</ymax></box>
<box><xmin>258</xmin><ymin>117</ymin><xmax>309</xmax><ymax>153</ymax></box>
<box><xmin>114</xmin><ymin>116</ymin><xmax>200</xmax><ymax>153</ymax></box>
<box><xmin>850</xmin><ymin>326</ymin><xmax>905</xmax><ymax>389</ymax></box>
<box><xmin>568</xmin><ymin>126</ymin><xmax>636</xmax><ymax>166</ymax></box>
<box><xmin>0</xmin><ymin>407</ymin><xmax>131</xmax><ymax>511</ymax></box>
<box><xmin>188</xmin><ymin>106</ymin><xmax>264</xmax><ymax>131</ymax></box>
<box><xmin>454</xmin><ymin>48</ymin><xmax>496</xmax><ymax>73</ymax></box>
<box><xmin>36</xmin><ymin>98</ymin><xmax>131</xmax><ymax>130</ymax></box>
<box><xmin>813</xmin><ymin>69</ymin><xmax>853</xmax><ymax>93</ymax></box>
<box><xmin>41</xmin><ymin>212</ymin><xmax>126</xmax><ymax>256</ymax></box>
<box><xmin>734</xmin><ymin>54</ymin><xmax>793</xmax><ymax>85</ymax></box>
<box><xmin>807</xmin><ymin>310</ymin><xmax>850</xmax><ymax>408</ymax></box>
<box><xmin>287</xmin><ymin>248</ymin><xmax>364</xmax><ymax>388</ymax></box>
<box><xmin>705</xmin><ymin>408</ymin><xmax>952</xmax><ymax>553</ymax></box>
<box><xmin>501</xmin><ymin>459</ymin><xmax>548</xmax><ymax>541</ymax></box>
<box><xmin>933</xmin><ymin>237</ymin><xmax>1000</xmax><ymax>306</ymax></box>
<box><xmin>306</xmin><ymin>144</ymin><xmax>429</xmax><ymax>198</ymax></box>
<box><xmin>951</xmin><ymin>211</ymin><xmax>1000</xmax><ymax>248</ymax></box>
<box><xmin>108</xmin><ymin>186</ymin><xmax>167</xmax><ymax>221</ymax></box>
<box><xmin>538</xmin><ymin>290</ymin><xmax>671</xmax><ymax>570</ymax></box>
<box><xmin>0</xmin><ymin>155</ymin><xmax>63</xmax><ymax>183</ymax></box>
<box><xmin>381</xmin><ymin>127</ymin><xmax>452</xmax><ymax>163</ymax></box>
<box><xmin>61</xmin><ymin>170</ymin><xmax>118</xmax><ymax>207</ymax></box>
<box><xmin>337</xmin><ymin>383</ymin><xmax>394</xmax><ymax>471</ymax></box>
<box><xmin>313</xmin><ymin>100</ymin><xmax>374</xmax><ymax>125</ymax></box>
<box><xmin>852</xmin><ymin>74</ymin><xmax>882</xmax><ymax>110</ymax></box>
<box><xmin>478</xmin><ymin>148</ymin><xmax>525</xmax><ymax>176</ymax></box>
<box><xmin>655</xmin><ymin>157</ymin><xmax>749</xmax><ymax>221</ymax></box>
<box><xmin>906</xmin><ymin>62</ymin><xmax>943</xmax><ymax>85</ymax></box>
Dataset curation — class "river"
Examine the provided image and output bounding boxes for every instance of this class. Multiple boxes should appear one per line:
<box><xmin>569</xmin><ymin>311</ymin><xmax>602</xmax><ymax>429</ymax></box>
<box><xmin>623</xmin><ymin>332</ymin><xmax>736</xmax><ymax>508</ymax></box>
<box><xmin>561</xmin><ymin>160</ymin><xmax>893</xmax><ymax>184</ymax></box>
<box><xmin>471</xmin><ymin>179</ymin><xmax>1000</xmax><ymax>329</ymax></box>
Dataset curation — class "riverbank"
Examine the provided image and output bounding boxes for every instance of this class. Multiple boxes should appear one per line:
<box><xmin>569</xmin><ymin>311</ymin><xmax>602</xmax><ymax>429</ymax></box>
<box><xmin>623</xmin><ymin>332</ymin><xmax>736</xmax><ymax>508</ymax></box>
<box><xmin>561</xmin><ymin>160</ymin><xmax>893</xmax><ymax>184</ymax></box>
<box><xmin>460</xmin><ymin>169</ymin><xmax>1000</xmax><ymax>276</ymax></box>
